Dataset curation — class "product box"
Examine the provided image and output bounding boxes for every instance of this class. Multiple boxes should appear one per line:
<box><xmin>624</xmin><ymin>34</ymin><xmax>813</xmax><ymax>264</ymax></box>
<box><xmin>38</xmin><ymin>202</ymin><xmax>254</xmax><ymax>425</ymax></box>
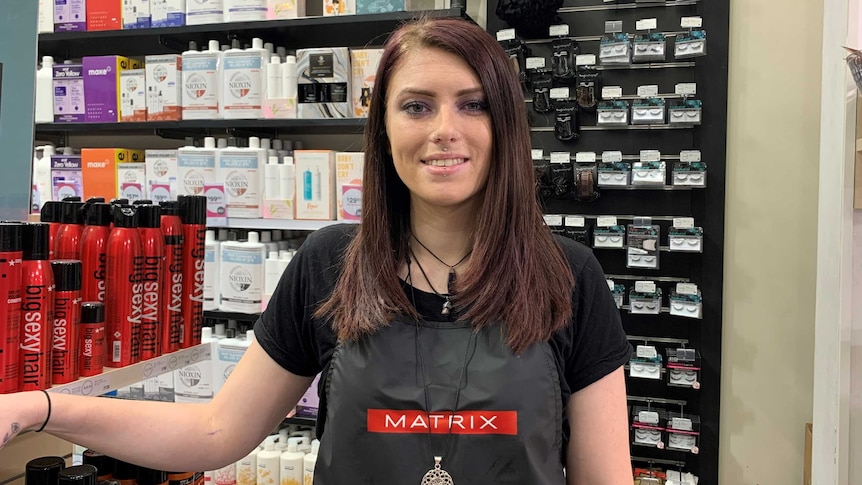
<box><xmin>54</xmin><ymin>0</ymin><xmax>88</xmax><ymax>32</ymax></box>
<box><xmin>51</xmin><ymin>155</ymin><xmax>84</xmax><ymax>201</ymax></box>
<box><xmin>323</xmin><ymin>0</ymin><xmax>354</xmax><ymax>15</ymax></box>
<box><xmin>350</xmin><ymin>48</ymin><xmax>383</xmax><ymax>118</ymax></box>
<box><xmin>86</xmin><ymin>0</ymin><xmax>122</xmax><ymax>30</ymax></box>
<box><xmin>295</xmin><ymin>373</ymin><xmax>320</xmax><ymax>418</ymax></box>
<box><xmin>145</xmin><ymin>149</ymin><xmax>178</xmax><ymax>199</ymax></box>
<box><xmin>220</xmin><ymin>150</ymin><xmax>264</xmax><ymax>219</ymax></box>
<box><xmin>297</xmin><ymin>47</ymin><xmax>351</xmax><ymax>119</ymax></box>
<box><xmin>129</xmin><ymin>149</ymin><xmax>145</xmax><ymax>163</ymax></box>
<box><xmin>356</xmin><ymin>0</ymin><xmax>407</xmax><ymax>14</ymax></box>
<box><xmin>123</xmin><ymin>0</ymin><xmax>151</xmax><ymax>28</ymax></box>
<box><xmin>117</xmin><ymin>162</ymin><xmax>147</xmax><ymax>201</ymax></box>
<box><xmin>266</xmin><ymin>0</ymin><xmax>305</xmax><ymax>18</ymax></box>
<box><xmin>186</xmin><ymin>0</ymin><xmax>223</xmax><ymax>25</ymax></box>
<box><xmin>146</xmin><ymin>55</ymin><xmax>183</xmax><ymax>121</ymax></box>
<box><xmin>177</xmin><ymin>147</ymin><xmax>218</xmax><ymax>196</ymax></box>
<box><xmin>152</xmin><ymin>0</ymin><xmax>186</xmax><ymax>27</ymax></box>
<box><xmin>120</xmin><ymin>69</ymin><xmax>147</xmax><ymax>122</ymax></box>
<box><xmin>83</xmin><ymin>55</ymin><xmax>135</xmax><ymax>123</ymax></box>
<box><xmin>335</xmin><ymin>152</ymin><xmax>363</xmax><ymax>221</ymax></box>
<box><xmin>53</xmin><ymin>64</ymin><xmax>86</xmax><ymax>123</ymax></box>
<box><xmin>294</xmin><ymin>150</ymin><xmax>336</xmax><ymax>220</ymax></box>
<box><xmin>82</xmin><ymin>148</ymin><xmax>129</xmax><ymax>199</ymax></box>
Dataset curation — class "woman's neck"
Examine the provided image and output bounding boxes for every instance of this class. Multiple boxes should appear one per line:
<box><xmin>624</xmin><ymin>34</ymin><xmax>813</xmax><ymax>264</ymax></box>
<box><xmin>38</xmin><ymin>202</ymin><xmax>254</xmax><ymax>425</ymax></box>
<box><xmin>409</xmin><ymin>199</ymin><xmax>477</xmax><ymax>265</ymax></box>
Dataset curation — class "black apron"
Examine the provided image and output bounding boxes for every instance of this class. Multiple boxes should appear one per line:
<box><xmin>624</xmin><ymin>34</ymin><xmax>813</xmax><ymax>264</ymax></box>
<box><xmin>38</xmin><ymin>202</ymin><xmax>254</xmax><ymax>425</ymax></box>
<box><xmin>315</xmin><ymin>316</ymin><xmax>566</xmax><ymax>484</ymax></box>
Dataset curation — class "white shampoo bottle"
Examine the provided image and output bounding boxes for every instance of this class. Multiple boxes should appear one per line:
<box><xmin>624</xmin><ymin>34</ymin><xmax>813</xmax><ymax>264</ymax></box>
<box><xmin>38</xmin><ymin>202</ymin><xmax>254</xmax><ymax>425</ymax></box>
<box><xmin>264</xmin><ymin>155</ymin><xmax>281</xmax><ymax>200</ymax></box>
<box><xmin>236</xmin><ymin>443</ymin><xmax>261</xmax><ymax>485</ymax></box>
<box><xmin>302</xmin><ymin>440</ymin><xmax>319</xmax><ymax>485</ymax></box>
<box><xmin>182</xmin><ymin>40</ymin><xmax>223</xmax><ymax>120</ymax></box>
<box><xmin>278</xmin><ymin>439</ymin><xmax>305</xmax><ymax>485</ymax></box>
<box><xmin>256</xmin><ymin>436</ymin><xmax>281</xmax><ymax>485</ymax></box>
<box><xmin>204</xmin><ymin>230</ymin><xmax>220</xmax><ymax>310</ymax></box>
<box><xmin>35</xmin><ymin>56</ymin><xmax>55</xmax><ymax>123</ymax></box>
<box><xmin>219</xmin><ymin>231</ymin><xmax>266</xmax><ymax>313</ymax></box>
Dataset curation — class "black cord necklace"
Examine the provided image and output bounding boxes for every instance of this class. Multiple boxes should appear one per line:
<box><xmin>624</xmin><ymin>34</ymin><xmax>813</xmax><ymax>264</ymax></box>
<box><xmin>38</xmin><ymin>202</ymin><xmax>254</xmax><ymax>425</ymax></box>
<box><xmin>410</xmin><ymin>233</ymin><xmax>472</xmax><ymax>294</ymax></box>
<box><xmin>407</xmin><ymin>255</ymin><xmax>476</xmax><ymax>485</ymax></box>
<box><xmin>410</xmin><ymin>246</ymin><xmax>454</xmax><ymax>315</ymax></box>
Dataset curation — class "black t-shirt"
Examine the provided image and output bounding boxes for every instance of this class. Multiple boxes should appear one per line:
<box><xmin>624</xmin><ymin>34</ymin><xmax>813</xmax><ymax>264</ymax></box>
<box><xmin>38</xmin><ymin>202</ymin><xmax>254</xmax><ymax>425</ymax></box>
<box><xmin>255</xmin><ymin>224</ymin><xmax>631</xmax><ymax>435</ymax></box>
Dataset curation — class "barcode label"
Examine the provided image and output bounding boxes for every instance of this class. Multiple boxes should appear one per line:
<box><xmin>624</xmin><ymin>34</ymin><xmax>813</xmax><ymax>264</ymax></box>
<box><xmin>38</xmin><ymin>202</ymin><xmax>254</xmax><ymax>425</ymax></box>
<box><xmin>113</xmin><ymin>341</ymin><xmax>121</xmax><ymax>362</ymax></box>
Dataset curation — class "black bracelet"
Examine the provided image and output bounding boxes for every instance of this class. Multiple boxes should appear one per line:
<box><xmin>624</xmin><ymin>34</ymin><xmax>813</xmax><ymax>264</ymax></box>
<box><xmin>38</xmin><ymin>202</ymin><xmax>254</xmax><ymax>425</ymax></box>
<box><xmin>35</xmin><ymin>390</ymin><xmax>51</xmax><ymax>433</ymax></box>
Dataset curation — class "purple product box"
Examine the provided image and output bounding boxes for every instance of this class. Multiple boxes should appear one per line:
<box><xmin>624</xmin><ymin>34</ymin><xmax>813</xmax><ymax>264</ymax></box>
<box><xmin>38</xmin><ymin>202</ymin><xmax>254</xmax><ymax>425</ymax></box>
<box><xmin>53</xmin><ymin>65</ymin><xmax>86</xmax><ymax>123</ymax></box>
<box><xmin>54</xmin><ymin>0</ymin><xmax>88</xmax><ymax>32</ymax></box>
<box><xmin>296</xmin><ymin>373</ymin><xmax>321</xmax><ymax>418</ymax></box>
<box><xmin>51</xmin><ymin>155</ymin><xmax>83</xmax><ymax>201</ymax></box>
<box><xmin>83</xmin><ymin>56</ymin><xmax>122</xmax><ymax>123</ymax></box>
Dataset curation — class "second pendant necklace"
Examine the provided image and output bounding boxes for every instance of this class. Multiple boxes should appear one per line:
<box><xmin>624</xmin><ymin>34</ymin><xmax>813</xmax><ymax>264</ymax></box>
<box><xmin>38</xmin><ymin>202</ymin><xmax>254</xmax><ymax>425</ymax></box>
<box><xmin>410</xmin><ymin>233</ymin><xmax>472</xmax><ymax>315</ymax></box>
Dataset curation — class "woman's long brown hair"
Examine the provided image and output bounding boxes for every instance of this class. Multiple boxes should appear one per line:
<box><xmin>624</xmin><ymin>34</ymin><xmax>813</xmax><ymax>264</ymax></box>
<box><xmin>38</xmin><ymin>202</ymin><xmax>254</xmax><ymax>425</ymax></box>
<box><xmin>315</xmin><ymin>17</ymin><xmax>574</xmax><ymax>354</ymax></box>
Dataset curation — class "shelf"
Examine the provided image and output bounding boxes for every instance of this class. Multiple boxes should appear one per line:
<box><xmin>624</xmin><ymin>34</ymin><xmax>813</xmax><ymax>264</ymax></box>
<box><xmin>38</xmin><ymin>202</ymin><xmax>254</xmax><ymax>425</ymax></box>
<box><xmin>35</xmin><ymin>118</ymin><xmax>367</xmax><ymax>138</ymax></box>
<box><xmin>38</xmin><ymin>9</ymin><xmax>468</xmax><ymax>58</ymax></box>
<box><xmin>210</xmin><ymin>218</ymin><xmax>358</xmax><ymax>231</ymax></box>
<box><xmin>283</xmin><ymin>415</ymin><xmax>317</xmax><ymax>427</ymax></box>
<box><xmin>47</xmin><ymin>343</ymin><xmax>211</xmax><ymax>396</ymax></box>
<box><xmin>531</xmin><ymin>124</ymin><xmax>695</xmax><ymax>132</ymax></box>
<box><xmin>558</xmin><ymin>0</ymin><xmax>699</xmax><ymax>13</ymax></box>
<box><xmin>205</xmin><ymin>310</ymin><xmax>261</xmax><ymax>321</ymax></box>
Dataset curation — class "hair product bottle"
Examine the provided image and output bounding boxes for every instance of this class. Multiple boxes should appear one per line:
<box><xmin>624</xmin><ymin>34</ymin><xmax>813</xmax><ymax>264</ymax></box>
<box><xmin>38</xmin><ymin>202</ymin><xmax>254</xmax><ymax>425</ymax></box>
<box><xmin>257</xmin><ymin>436</ymin><xmax>280</xmax><ymax>485</ymax></box>
<box><xmin>174</xmin><ymin>326</ymin><xmax>215</xmax><ymax>403</ymax></box>
<box><xmin>50</xmin><ymin>259</ymin><xmax>82</xmax><ymax>385</ymax></box>
<box><xmin>179</xmin><ymin>195</ymin><xmax>207</xmax><ymax>348</ymax></box>
<box><xmin>82</xmin><ymin>449</ymin><xmax>115</xmax><ymax>480</ymax></box>
<box><xmin>0</xmin><ymin>223</ymin><xmax>23</xmax><ymax>394</ymax></box>
<box><xmin>138</xmin><ymin>468</ymin><xmax>169</xmax><ymax>485</ymax></box>
<box><xmin>58</xmin><ymin>465</ymin><xmax>98</xmax><ymax>485</ymax></box>
<box><xmin>79</xmin><ymin>202</ymin><xmax>111</xmax><ymax>304</ymax></box>
<box><xmin>105</xmin><ymin>206</ymin><xmax>144</xmax><ymax>367</ymax></box>
<box><xmin>218</xmin><ymin>232</ymin><xmax>266</xmax><ymax>313</ymax></box>
<box><xmin>159</xmin><ymin>200</ymin><xmax>184</xmax><ymax>354</ymax></box>
<box><xmin>302</xmin><ymin>440</ymin><xmax>319</xmax><ymax>485</ymax></box>
<box><xmin>203</xmin><ymin>230</ymin><xmax>219</xmax><ymax>311</ymax></box>
<box><xmin>40</xmin><ymin>201</ymin><xmax>62</xmax><ymax>259</ymax></box>
<box><xmin>26</xmin><ymin>456</ymin><xmax>66</xmax><ymax>485</ymax></box>
<box><xmin>54</xmin><ymin>199</ymin><xmax>85</xmax><ymax>260</ymax></box>
<box><xmin>78</xmin><ymin>302</ymin><xmax>105</xmax><ymax>378</ymax></box>
<box><xmin>19</xmin><ymin>223</ymin><xmax>54</xmax><ymax>390</ymax></box>
<box><xmin>278</xmin><ymin>438</ymin><xmax>304</xmax><ymax>485</ymax></box>
<box><xmin>137</xmin><ymin>203</ymin><xmax>164</xmax><ymax>360</ymax></box>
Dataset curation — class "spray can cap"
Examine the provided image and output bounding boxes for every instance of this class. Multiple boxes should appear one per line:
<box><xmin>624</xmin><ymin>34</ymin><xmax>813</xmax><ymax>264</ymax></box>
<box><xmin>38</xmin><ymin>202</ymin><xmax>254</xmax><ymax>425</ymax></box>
<box><xmin>23</xmin><ymin>223</ymin><xmax>50</xmax><ymax>260</ymax></box>
<box><xmin>208</xmin><ymin>40</ymin><xmax>220</xmax><ymax>52</ymax></box>
<box><xmin>81</xmin><ymin>302</ymin><xmax>105</xmax><ymax>324</ymax></box>
<box><xmin>0</xmin><ymin>222</ymin><xmax>23</xmax><ymax>252</ymax></box>
<box><xmin>112</xmin><ymin>461</ymin><xmax>137</xmax><ymax>482</ymax></box>
<box><xmin>84</xmin><ymin>203</ymin><xmax>112</xmax><ymax>226</ymax></box>
<box><xmin>112</xmin><ymin>206</ymin><xmax>139</xmax><ymax>229</ymax></box>
<box><xmin>158</xmin><ymin>200</ymin><xmax>180</xmax><ymax>216</ymax></box>
<box><xmin>137</xmin><ymin>204</ymin><xmax>162</xmax><ymax>228</ymax></box>
<box><xmin>58</xmin><ymin>465</ymin><xmax>97</xmax><ymax>485</ymax></box>
<box><xmin>81</xmin><ymin>450</ymin><xmax>114</xmax><ymax>477</ymax></box>
<box><xmin>59</xmin><ymin>200</ymin><xmax>85</xmax><ymax>224</ymax></box>
<box><xmin>178</xmin><ymin>195</ymin><xmax>206</xmax><ymax>225</ymax></box>
<box><xmin>25</xmin><ymin>457</ymin><xmax>66</xmax><ymax>485</ymax></box>
<box><xmin>109</xmin><ymin>198</ymin><xmax>130</xmax><ymax>206</ymax></box>
<box><xmin>51</xmin><ymin>260</ymin><xmax>82</xmax><ymax>291</ymax></box>
<box><xmin>40</xmin><ymin>201</ymin><xmax>63</xmax><ymax>223</ymax></box>
<box><xmin>132</xmin><ymin>199</ymin><xmax>153</xmax><ymax>205</ymax></box>
<box><xmin>136</xmin><ymin>468</ymin><xmax>167</xmax><ymax>485</ymax></box>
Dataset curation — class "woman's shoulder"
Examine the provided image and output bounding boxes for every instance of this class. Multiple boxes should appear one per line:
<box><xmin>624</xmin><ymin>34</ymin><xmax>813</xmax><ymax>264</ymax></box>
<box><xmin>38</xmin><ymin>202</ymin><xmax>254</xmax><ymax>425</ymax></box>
<box><xmin>300</xmin><ymin>223</ymin><xmax>359</xmax><ymax>260</ymax></box>
<box><xmin>551</xmin><ymin>234</ymin><xmax>597</xmax><ymax>274</ymax></box>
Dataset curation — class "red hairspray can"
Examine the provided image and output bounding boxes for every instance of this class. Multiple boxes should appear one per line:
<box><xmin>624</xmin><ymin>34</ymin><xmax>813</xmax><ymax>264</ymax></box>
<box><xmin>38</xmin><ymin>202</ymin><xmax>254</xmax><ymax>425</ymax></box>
<box><xmin>179</xmin><ymin>196</ymin><xmax>206</xmax><ymax>348</ymax></box>
<box><xmin>19</xmin><ymin>223</ymin><xmax>54</xmax><ymax>390</ymax></box>
<box><xmin>159</xmin><ymin>201</ymin><xmax>183</xmax><ymax>354</ymax></box>
<box><xmin>51</xmin><ymin>259</ymin><xmax>81</xmax><ymax>384</ymax></box>
<box><xmin>137</xmin><ymin>203</ymin><xmax>164</xmax><ymax>360</ymax></box>
<box><xmin>80</xmin><ymin>202</ymin><xmax>111</xmax><ymax>304</ymax></box>
<box><xmin>0</xmin><ymin>223</ymin><xmax>23</xmax><ymax>394</ymax></box>
<box><xmin>79</xmin><ymin>302</ymin><xmax>105</xmax><ymax>377</ymax></box>
<box><xmin>105</xmin><ymin>206</ymin><xmax>143</xmax><ymax>367</ymax></box>
<box><xmin>40</xmin><ymin>201</ymin><xmax>62</xmax><ymax>260</ymax></box>
<box><xmin>54</xmin><ymin>199</ymin><xmax>85</xmax><ymax>260</ymax></box>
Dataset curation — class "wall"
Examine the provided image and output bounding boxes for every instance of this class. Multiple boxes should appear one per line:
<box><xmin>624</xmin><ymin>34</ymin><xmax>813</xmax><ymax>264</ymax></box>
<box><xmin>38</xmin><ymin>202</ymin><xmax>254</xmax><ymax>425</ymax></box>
<box><xmin>721</xmin><ymin>0</ymin><xmax>823</xmax><ymax>483</ymax></box>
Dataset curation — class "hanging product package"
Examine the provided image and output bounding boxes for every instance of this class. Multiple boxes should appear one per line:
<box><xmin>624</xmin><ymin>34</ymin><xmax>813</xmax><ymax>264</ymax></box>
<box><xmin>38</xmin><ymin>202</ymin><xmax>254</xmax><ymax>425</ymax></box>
<box><xmin>674</xmin><ymin>30</ymin><xmax>707</xmax><ymax>59</ymax></box>
<box><xmin>632</xmin><ymin>33</ymin><xmax>666</xmax><ymax>63</ymax></box>
<box><xmin>531</xmin><ymin>69</ymin><xmax>554</xmax><ymax>114</ymax></box>
<box><xmin>551</xmin><ymin>38</ymin><xmax>577</xmax><ymax>82</ymax></box>
<box><xmin>575</xmin><ymin>65</ymin><xmax>600</xmax><ymax>111</ymax></box>
<box><xmin>554</xmin><ymin>99</ymin><xmax>579</xmax><ymax>142</ymax></box>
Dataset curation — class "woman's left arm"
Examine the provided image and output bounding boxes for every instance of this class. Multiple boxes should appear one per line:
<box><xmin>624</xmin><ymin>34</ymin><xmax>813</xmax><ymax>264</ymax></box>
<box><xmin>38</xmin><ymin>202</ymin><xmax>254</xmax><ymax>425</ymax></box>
<box><xmin>565</xmin><ymin>366</ymin><xmax>632</xmax><ymax>484</ymax></box>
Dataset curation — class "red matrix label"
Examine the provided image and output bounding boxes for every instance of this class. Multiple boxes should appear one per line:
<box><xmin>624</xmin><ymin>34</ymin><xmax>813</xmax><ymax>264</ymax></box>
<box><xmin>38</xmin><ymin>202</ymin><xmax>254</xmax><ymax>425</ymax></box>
<box><xmin>366</xmin><ymin>410</ymin><xmax>518</xmax><ymax>435</ymax></box>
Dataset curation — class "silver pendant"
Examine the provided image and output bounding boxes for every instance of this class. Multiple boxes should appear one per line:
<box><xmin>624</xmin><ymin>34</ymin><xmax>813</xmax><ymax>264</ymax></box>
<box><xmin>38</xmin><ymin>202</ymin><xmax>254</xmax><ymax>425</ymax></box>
<box><xmin>442</xmin><ymin>298</ymin><xmax>452</xmax><ymax>315</ymax></box>
<box><xmin>421</xmin><ymin>456</ymin><xmax>454</xmax><ymax>485</ymax></box>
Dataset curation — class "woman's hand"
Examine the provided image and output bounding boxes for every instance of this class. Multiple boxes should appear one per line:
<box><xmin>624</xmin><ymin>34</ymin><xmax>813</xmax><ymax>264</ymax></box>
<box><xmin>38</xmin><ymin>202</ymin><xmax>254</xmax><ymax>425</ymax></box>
<box><xmin>0</xmin><ymin>391</ymin><xmax>48</xmax><ymax>450</ymax></box>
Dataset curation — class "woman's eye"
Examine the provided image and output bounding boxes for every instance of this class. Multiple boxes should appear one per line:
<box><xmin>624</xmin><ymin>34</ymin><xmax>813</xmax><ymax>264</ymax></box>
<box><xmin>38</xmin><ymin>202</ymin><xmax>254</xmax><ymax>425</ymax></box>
<box><xmin>402</xmin><ymin>102</ymin><xmax>428</xmax><ymax>114</ymax></box>
<box><xmin>463</xmin><ymin>100</ymin><xmax>488</xmax><ymax>112</ymax></box>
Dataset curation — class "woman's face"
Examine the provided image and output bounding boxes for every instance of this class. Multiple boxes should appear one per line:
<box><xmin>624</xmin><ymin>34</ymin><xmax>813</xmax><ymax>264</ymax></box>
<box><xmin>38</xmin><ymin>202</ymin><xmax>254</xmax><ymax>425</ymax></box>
<box><xmin>384</xmin><ymin>47</ymin><xmax>493</xmax><ymax>212</ymax></box>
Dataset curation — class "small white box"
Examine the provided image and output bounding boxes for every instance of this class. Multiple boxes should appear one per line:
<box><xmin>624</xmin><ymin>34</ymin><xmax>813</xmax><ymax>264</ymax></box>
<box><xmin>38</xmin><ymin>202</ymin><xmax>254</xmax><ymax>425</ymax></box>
<box><xmin>350</xmin><ymin>48</ymin><xmax>383</xmax><ymax>118</ymax></box>
<box><xmin>295</xmin><ymin>150</ymin><xmax>336</xmax><ymax>220</ymax></box>
<box><xmin>335</xmin><ymin>152</ymin><xmax>363</xmax><ymax>221</ymax></box>
<box><xmin>120</xmin><ymin>69</ymin><xmax>147</xmax><ymax>122</ymax></box>
<box><xmin>123</xmin><ymin>0</ymin><xmax>152</xmax><ymax>28</ymax></box>
<box><xmin>323</xmin><ymin>0</ymin><xmax>355</xmax><ymax>15</ymax></box>
<box><xmin>117</xmin><ymin>162</ymin><xmax>147</xmax><ymax>201</ymax></box>
<box><xmin>145</xmin><ymin>55</ymin><xmax>182</xmax><ymax>121</ymax></box>
<box><xmin>266</xmin><ymin>0</ymin><xmax>305</xmax><ymax>18</ymax></box>
<box><xmin>145</xmin><ymin>149</ymin><xmax>178</xmax><ymax>199</ymax></box>
<box><xmin>152</xmin><ymin>0</ymin><xmax>186</xmax><ymax>27</ymax></box>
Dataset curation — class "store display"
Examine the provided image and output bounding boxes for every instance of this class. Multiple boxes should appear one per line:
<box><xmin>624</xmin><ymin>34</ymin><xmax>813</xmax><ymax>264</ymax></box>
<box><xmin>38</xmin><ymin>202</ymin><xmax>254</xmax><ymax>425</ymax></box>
<box><xmin>178</xmin><ymin>137</ymin><xmax>218</xmax><ymax>197</ymax></box>
<box><xmin>152</xmin><ymin>0</ymin><xmax>186</xmax><ymax>28</ymax></box>
<box><xmin>220</xmin><ymin>137</ymin><xmax>266</xmax><ymax>218</ymax></box>
<box><xmin>222</xmin><ymin>38</ymin><xmax>267</xmax><ymax>120</ymax></box>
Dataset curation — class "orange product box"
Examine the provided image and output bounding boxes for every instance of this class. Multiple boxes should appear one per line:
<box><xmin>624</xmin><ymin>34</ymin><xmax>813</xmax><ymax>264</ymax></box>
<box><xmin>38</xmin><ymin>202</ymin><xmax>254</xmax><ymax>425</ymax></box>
<box><xmin>87</xmin><ymin>0</ymin><xmax>123</xmax><ymax>31</ymax></box>
<box><xmin>82</xmin><ymin>148</ymin><xmax>129</xmax><ymax>200</ymax></box>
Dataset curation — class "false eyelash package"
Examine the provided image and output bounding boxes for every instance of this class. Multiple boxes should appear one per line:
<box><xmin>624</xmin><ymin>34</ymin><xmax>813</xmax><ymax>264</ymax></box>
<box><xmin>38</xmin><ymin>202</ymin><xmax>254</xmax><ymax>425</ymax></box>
<box><xmin>672</xmin><ymin>161</ymin><xmax>707</xmax><ymax>187</ymax></box>
<box><xmin>631</xmin><ymin>97</ymin><xmax>666</xmax><ymax>125</ymax></box>
<box><xmin>666</xmin><ymin>412</ymin><xmax>701</xmax><ymax>454</ymax></box>
<box><xmin>668</xmin><ymin>226</ymin><xmax>704</xmax><ymax>253</ymax></box>
<box><xmin>597</xmin><ymin>99</ymin><xmax>630</xmax><ymax>126</ymax></box>
<box><xmin>597</xmin><ymin>161</ymin><xmax>631</xmax><ymax>187</ymax></box>
<box><xmin>608</xmin><ymin>281</ymin><xmax>625</xmax><ymax>309</ymax></box>
<box><xmin>631</xmin><ymin>161</ymin><xmax>666</xmax><ymax>186</ymax></box>
<box><xmin>674</xmin><ymin>29</ymin><xmax>707</xmax><ymax>59</ymax></box>
<box><xmin>668</xmin><ymin>99</ymin><xmax>703</xmax><ymax>125</ymax></box>
<box><xmin>633</xmin><ymin>32</ymin><xmax>667</xmax><ymax>63</ymax></box>
<box><xmin>629</xmin><ymin>286</ymin><xmax>662</xmax><ymax>315</ymax></box>
<box><xmin>631</xmin><ymin>406</ymin><xmax>667</xmax><ymax>449</ymax></box>
<box><xmin>627</xmin><ymin>221</ymin><xmax>660</xmax><ymax>269</ymax></box>
<box><xmin>593</xmin><ymin>224</ymin><xmax>626</xmax><ymax>249</ymax></box>
<box><xmin>667</xmin><ymin>348</ymin><xmax>702</xmax><ymax>389</ymax></box>
<box><xmin>669</xmin><ymin>289</ymin><xmax>703</xmax><ymax>319</ymax></box>
<box><xmin>599</xmin><ymin>33</ymin><xmax>632</xmax><ymax>65</ymax></box>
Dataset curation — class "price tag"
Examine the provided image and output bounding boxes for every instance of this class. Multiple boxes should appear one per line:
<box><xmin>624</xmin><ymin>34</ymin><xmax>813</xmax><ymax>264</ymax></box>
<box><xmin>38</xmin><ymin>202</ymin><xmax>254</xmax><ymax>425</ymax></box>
<box><xmin>636</xmin><ymin>345</ymin><xmax>658</xmax><ymax>359</ymax></box>
<box><xmin>549</xmin><ymin>24</ymin><xmax>570</xmax><ymax>37</ymax></box>
<box><xmin>543</xmin><ymin>214</ymin><xmax>563</xmax><ymax>226</ymax></box>
<box><xmin>681</xmin><ymin>16</ymin><xmax>703</xmax><ymax>28</ymax></box>
<box><xmin>607</xmin><ymin>279</ymin><xmax>615</xmax><ymax>291</ymax></box>
<box><xmin>635</xmin><ymin>280</ymin><xmax>656</xmax><ymax>293</ymax></box>
<box><xmin>531</xmin><ymin>149</ymin><xmax>544</xmax><ymax>160</ymax></box>
<box><xmin>673</xmin><ymin>217</ymin><xmax>695</xmax><ymax>228</ymax></box>
<box><xmin>605</xmin><ymin>20</ymin><xmax>623</xmax><ymax>33</ymax></box>
<box><xmin>636</xmin><ymin>18</ymin><xmax>658</xmax><ymax>31</ymax></box>
<box><xmin>576</xmin><ymin>54</ymin><xmax>597</xmax><ymax>66</ymax></box>
<box><xmin>637</xmin><ymin>85</ymin><xmax>659</xmax><ymax>97</ymax></box>
<box><xmin>671</xmin><ymin>417</ymin><xmax>694</xmax><ymax>431</ymax></box>
<box><xmin>680</xmin><ymin>150</ymin><xmax>702</xmax><ymax>162</ymax></box>
<box><xmin>565</xmin><ymin>215</ymin><xmax>585</xmax><ymax>228</ymax></box>
<box><xmin>602</xmin><ymin>151</ymin><xmax>623</xmax><ymax>163</ymax></box>
<box><xmin>526</xmin><ymin>57</ymin><xmax>546</xmax><ymax>69</ymax></box>
<box><xmin>496</xmin><ymin>28</ymin><xmax>516</xmax><ymax>41</ymax></box>
<box><xmin>602</xmin><ymin>86</ymin><xmax>623</xmax><ymax>99</ymax></box>
<box><xmin>575</xmin><ymin>152</ymin><xmax>596</xmax><ymax>163</ymax></box>
<box><xmin>640</xmin><ymin>150</ymin><xmax>661</xmax><ymax>162</ymax></box>
<box><xmin>638</xmin><ymin>410</ymin><xmax>661</xmax><ymax>425</ymax></box>
<box><xmin>550</xmin><ymin>87</ymin><xmax>570</xmax><ymax>99</ymax></box>
<box><xmin>597</xmin><ymin>216</ymin><xmax>617</xmax><ymax>227</ymax></box>
<box><xmin>675</xmin><ymin>83</ymin><xmax>697</xmax><ymax>96</ymax></box>
<box><xmin>676</xmin><ymin>283</ymin><xmax>699</xmax><ymax>295</ymax></box>
<box><xmin>550</xmin><ymin>152</ymin><xmax>570</xmax><ymax>164</ymax></box>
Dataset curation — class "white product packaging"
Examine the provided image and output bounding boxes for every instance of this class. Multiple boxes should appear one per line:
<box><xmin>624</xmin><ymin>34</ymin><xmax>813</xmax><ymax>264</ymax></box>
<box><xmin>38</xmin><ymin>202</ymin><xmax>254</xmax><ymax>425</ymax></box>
<box><xmin>266</xmin><ymin>0</ymin><xmax>305</xmax><ymax>19</ymax></box>
<box><xmin>349</xmin><ymin>48</ymin><xmax>383</xmax><ymax>118</ymax></box>
<box><xmin>256</xmin><ymin>436</ymin><xmax>281</xmax><ymax>485</ymax></box>
<box><xmin>323</xmin><ymin>0</ymin><xmax>354</xmax><ymax>15</ymax></box>
<box><xmin>117</xmin><ymin>162</ymin><xmax>147</xmax><ymax>201</ymax></box>
<box><xmin>266</xmin><ymin>55</ymin><xmax>282</xmax><ymax>103</ymax></box>
<box><xmin>222</xmin><ymin>38</ymin><xmax>267</xmax><ymax>119</ymax></box>
<box><xmin>263</xmin><ymin>156</ymin><xmax>281</xmax><ymax>200</ymax></box>
<box><xmin>174</xmin><ymin>327</ymin><xmax>216</xmax><ymax>403</ymax></box>
<box><xmin>262</xmin><ymin>251</ymin><xmax>280</xmax><ymax>310</ymax></box>
<box><xmin>52</xmin><ymin>64</ymin><xmax>85</xmax><ymax>123</ymax></box>
<box><xmin>186</xmin><ymin>0</ymin><xmax>223</xmax><ymax>24</ymax></box>
<box><xmin>33</xmin><ymin>145</ymin><xmax>56</xmax><ymax>210</ymax></box>
<box><xmin>294</xmin><ymin>150</ymin><xmax>336</xmax><ymax>220</ymax></box>
<box><xmin>182</xmin><ymin>40</ymin><xmax>222</xmax><ymax>120</ymax></box>
<box><xmin>145</xmin><ymin>149</ymin><xmax>179</xmax><ymax>199</ymax></box>
<box><xmin>335</xmin><ymin>152</ymin><xmax>364</xmax><ymax>221</ymax></box>
<box><xmin>224</xmin><ymin>0</ymin><xmax>267</xmax><ymax>22</ymax></box>
<box><xmin>152</xmin><ymin>0</ymin><xmax>186</xmax><ymax>27</ymax></box>
<box><xmin>236</xmin><ymin>445</ymin><xmax>259</xmax><ymax>485</ymax></box>
<box><xmin>296</xmin><ymin>47</ymin><xmax>351</xmax><ymax>119</ymax></box>
<box><xmin>264</xmin><ymin>55</ymin><xmax>296</xmax><ymax>119</ymax></box>
<box><xmin>204</xmin><ymin>230</ymin><xmax>219</xmax><ymax>311</ymax></box>
<box><xmin>302</xmin><ymin>441</ymin><xmax>319</xmax><ymax>485</ymax></box>
<box><xmin>145</xmin><ymin>55</ymin><xmax>183</xmax><ymax>121</ymax></box>
<box><xmin>264</xmin><ymin>156</ymin><xmax>294</xmax><ymax>220</ymax></box>
<box><xmin>178</xmin><ymin>136</ymin><xmax>218</xmax><ymax>196</ymax></box>
<box><xmin>38</xmin><ymin>0</ymin><xmax>54</xmax><ymax>33</ymax></box>
<box><xmin>219</xmin><ymin>136</ymin><xmax>266</xmax><ymax>218</ymax></box>
<box><xmin>219</xmin><ymin>232</ymin><xmax>266</xmax><ymax>313</ymax></box>
<box><xmin>279</xmin><ymin>440</ymin><xmax>304</xmax><ymax>485</ymax></box>
<box><xmin>120</xmin><ymin>69</ymin><xmax>148</xmax><ymax>122</ymax></box>
<box><xmin>35</xmin><ymin>56</ymin><xmax>55</xmax><ymax>124</ymax></box>
<box><xmin>123</xmin><ymin>0</ymin><xmax>152</xmax><ymax>28</ymax></box>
